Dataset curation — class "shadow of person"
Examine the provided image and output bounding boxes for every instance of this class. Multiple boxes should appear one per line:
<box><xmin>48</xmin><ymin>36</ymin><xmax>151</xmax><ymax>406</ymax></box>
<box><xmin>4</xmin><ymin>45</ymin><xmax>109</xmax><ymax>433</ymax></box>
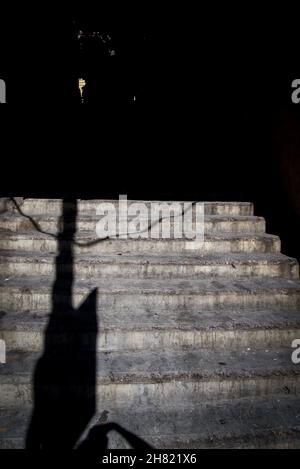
<box><xmin>26</xmin><ymin>199</ymin><xmax>98</xmax><ymax>449</ymax></box>
<box><xmin>25</xmin><ymin>198</ymin><xmax>153</xmax><ymax>450</ymax></box>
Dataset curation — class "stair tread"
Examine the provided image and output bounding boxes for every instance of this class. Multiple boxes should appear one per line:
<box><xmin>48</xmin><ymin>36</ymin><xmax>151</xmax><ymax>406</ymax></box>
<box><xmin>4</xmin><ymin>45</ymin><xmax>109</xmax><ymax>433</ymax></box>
<box><xmin>1</xmin><ymin>395</ymin><xmax>300</xmax><ymax>448</ymax></box>
<box><xmin>1</xmin><ymin>275</ymin><xmax>300</xmax><ymax>294</ymax></box>
<box><xmin>13</xmin><ymin>200</ymin><xmax>255</xmax><ymax>216</ymax></box>
<box><xmin>0</xmin><ymin>250</ymin><xmax>295</xmax><ymax>265</ymax></box>
<box><xmin>0</xmin><ymin>251</ymin><xmax>298</xmax><ymax>269</ymax></box>
<box><xmin>0</xmin><ymin>230</ymin><xmax>280</xmax><ymax>256</ymax></box>
<box><xmin>0</xmin><ymin>213</ymin><xmax>263</xmax><ymax>221</ymax></box>
<box><xmin>0</xmin><ymin>347</ymin><xmax>299</xmax><ymax>385</ymax></box>
<box><xmin>1</xmin><ymin>308</ymin><xmax>300</xmax><ymax>332</ymax></box>
<box><xmin>22</xmin><ymin>199</ymin><xmax>254</xmax><ymax>204</ymax></box>
<box><xmin>0</xmin><ymin>228</ymin><xmax>277</xmax><ymax>240</ymax></box>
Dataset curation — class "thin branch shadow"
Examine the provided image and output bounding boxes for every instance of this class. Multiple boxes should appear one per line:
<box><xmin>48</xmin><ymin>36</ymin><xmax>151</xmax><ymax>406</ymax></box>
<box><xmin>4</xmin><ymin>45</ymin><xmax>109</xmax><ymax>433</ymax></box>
<box><xmin>9</xmin><ymin>197</ymin><xmax>197</xmax><ymax>247</ymax></box>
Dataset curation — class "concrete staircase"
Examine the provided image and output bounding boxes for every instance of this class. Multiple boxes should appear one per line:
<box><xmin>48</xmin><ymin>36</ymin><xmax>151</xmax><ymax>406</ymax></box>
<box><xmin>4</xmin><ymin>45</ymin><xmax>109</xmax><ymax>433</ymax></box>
<box><xmin>0</xmin><ymin>199</ymin><xmax>300</xmax><ymax>448</ymax></box>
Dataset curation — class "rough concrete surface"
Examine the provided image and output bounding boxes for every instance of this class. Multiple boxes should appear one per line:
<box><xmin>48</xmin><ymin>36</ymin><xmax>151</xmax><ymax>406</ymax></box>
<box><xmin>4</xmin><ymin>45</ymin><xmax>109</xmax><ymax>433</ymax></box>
<box><xmin>0</xmin><ymin>199</ymin><xmax>299</xmax><ymax>448</ymax></box>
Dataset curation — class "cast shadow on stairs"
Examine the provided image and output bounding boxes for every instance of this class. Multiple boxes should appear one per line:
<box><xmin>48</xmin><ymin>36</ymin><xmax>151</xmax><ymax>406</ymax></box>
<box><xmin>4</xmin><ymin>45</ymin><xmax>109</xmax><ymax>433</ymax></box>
<box><xmin>25</xmin><ymin>199</ymin><xmax>152</xmax><ymax>452</ymax></box>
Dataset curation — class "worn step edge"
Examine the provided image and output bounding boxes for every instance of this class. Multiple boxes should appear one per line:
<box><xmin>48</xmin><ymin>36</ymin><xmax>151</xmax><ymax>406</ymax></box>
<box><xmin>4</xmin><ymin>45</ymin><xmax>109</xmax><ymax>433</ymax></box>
<box><xmin>19</xmin><ymin>199</ymin><xmax>255</xmax><ymax>216</ymax></box>
<box><xmin>1</xmin><ymin>347</ymin><xmax>299</xmax><ymax>383</ymax></box>
<box><xmin>1</xmin><ymin>275</ymin><xmax>299</xmax><ymax>295</ymax></box>
<box><xmin>1</xmin><ymin>309</ymin><xmax>300</xmax><ymax>351</ymax></box>
<box><xmin>1</xmin><ymin>276</ymin><xmax>300</xmax><ymax>312</ymax></box>
<box><xmin>0</xmin><ymin>230</ymin><xmax>281</xmax><ymax>254</ymax></box>
<box><xmin>0</xmin><ymin>346</ymin><xmax>299</xmax><ymax>410</ymax></box>
<box><xmin>0</xmin><ymin>251</ymin><xmax>297</xmax><ymax>279</ymax></box>
<box><xmin>0</xmin><ymin>216</ymin><xmax>266</xmax><ymax>237</ymax></box>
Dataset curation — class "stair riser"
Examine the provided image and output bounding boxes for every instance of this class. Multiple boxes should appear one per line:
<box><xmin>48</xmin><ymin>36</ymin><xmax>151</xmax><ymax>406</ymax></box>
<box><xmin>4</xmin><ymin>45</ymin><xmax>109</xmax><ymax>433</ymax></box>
<box><xmin>1</xmin><ymin>327</ymin><xmax>299</xmax><ymax>352</ymax></box>
<box><xmin>0</xmin><ymin>218</ymin><xmax>266</xmax><ymax>235</ymax></box>
<box><xmin>1</xmin><ymin>290</ymin><xmax>299</xmax><ymax>312</ymax></box>
<box><xmin>19</xmin><ymin>200</ymin><xmax>254</xmax><ymax>216</ymax></box>
<box><xmin>1</xmin><ymin>375</ymin><xmax>299</xmax><ymax>408</ymax></box>
<box><xmin>1</xmin><ymin>260</ymin><xmax>298</xmax><ymax>280</ymax></box>
<box><xmin>0</xmin><ymin>237</ymin><xmax>281</xmax><ymax>255</ymax></box>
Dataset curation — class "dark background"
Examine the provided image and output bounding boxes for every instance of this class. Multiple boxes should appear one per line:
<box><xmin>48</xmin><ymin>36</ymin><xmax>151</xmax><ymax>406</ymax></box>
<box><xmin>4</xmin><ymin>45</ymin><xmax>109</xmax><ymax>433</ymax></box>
<box><xmin>0</xmin><ymin>6</ymin><xmax>300</xmax><ymax>259</ymax></box>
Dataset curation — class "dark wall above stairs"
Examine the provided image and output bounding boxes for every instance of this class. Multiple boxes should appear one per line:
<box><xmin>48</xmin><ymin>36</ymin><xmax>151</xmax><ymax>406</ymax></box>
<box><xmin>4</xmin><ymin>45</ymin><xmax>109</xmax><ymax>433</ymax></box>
<box><xmin>1</xmin><ymin>9</ymin><xmax>300</xmax><ymax>260</ymax></box>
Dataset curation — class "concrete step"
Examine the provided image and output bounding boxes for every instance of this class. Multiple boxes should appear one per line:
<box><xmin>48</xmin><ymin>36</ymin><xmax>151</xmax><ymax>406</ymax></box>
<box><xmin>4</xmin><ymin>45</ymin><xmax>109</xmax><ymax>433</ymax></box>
<box><xmin>1</xmin><ymin>276</ymin><xmax>300</xmax><ymax>312</ymax></box>
<box><xmin>1</xmin><ymin>308</ymin><xmax>300</xmax><ymax>352</ymax></box>
<box><xmin>0</xmin><ymin>251</ymin><xmax>298</xmax><ymax>279</ymax></box>
<box><xmin>1</xmin><ymin>395</ymin><xmax>299</xmax><ymax>448</ymax></box>
<box><xmin>18</xmin><ymin>199</ymin><xmax>255</xmax><ymax>216</ymax></box>
<box><xmin>0</xmin><ymin>230</ymin><xmax>281</xmax><ymax>254</ymax></box>
<box><xmin>98</xmin><ymin>395</ymin><xmax>300</xmax><ymax>448</ymax></box>
<box><xmin>0</xmin><ymin>214</ymin><xmax>266</xmax><ymax>235</ymax></box>
<box><xmin>0</xmin><ymin>348</ymin><xmax>299</xmax><ymax>409</ymax></box>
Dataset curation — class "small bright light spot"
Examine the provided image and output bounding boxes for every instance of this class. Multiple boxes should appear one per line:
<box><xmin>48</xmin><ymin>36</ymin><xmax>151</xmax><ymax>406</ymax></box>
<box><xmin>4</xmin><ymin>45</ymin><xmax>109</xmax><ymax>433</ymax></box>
<box><xmin>78</xmin><ymin>78</ymin><xmax>86</xmax><ymax>98</ymax></box>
